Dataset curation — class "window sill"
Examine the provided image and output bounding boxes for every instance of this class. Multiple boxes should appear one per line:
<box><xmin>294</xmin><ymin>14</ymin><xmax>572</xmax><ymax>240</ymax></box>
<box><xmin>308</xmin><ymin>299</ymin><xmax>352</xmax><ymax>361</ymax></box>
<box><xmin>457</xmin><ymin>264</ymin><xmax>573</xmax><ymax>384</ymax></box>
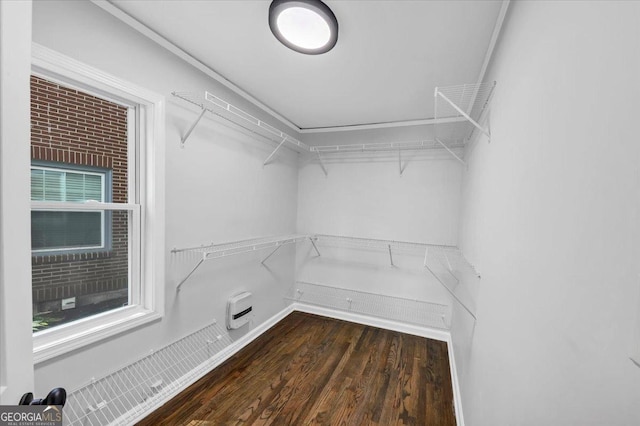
<box><xmin>33</xmin><ymin>305</ymin><xmax>162</xmax><ymax>364</ymax></box>
<box><xmin>31</xmin><ymin>250</ymin><xmax>113</xmax><ymax>264</ymax></box>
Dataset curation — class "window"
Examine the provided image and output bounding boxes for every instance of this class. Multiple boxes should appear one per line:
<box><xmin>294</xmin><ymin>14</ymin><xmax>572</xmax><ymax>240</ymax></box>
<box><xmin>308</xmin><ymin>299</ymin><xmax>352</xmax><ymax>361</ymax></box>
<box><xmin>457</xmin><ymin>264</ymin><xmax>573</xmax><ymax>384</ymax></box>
<box><xmin>31</xmin><ymin>44</ymin><xmax>165</xmax><ymax>363</ymax></box>
<box><xmin>31</xmin><ymin>164</ymin><xmax>111</xmax><ymax>253</ymax></box>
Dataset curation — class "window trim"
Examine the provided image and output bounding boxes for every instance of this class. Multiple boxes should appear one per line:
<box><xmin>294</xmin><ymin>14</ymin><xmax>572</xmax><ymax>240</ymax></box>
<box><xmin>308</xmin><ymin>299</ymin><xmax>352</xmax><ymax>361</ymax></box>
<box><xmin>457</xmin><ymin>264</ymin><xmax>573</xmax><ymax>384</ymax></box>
<box><xmin>31</xmin><ymin>43</ymin><xmax>165</xmax><ymax>364</ymax></box>
<box><xmin>31</xmin><ymin>163</ymin><xmax>112</xmax><ymax>255</ymax></box>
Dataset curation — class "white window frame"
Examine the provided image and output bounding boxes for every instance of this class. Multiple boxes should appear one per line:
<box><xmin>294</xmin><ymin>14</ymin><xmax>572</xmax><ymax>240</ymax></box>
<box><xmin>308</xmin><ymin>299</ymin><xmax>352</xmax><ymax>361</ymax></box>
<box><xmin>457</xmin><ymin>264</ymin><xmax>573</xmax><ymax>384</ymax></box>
<box><xmin>31</xmin><ymin>164</ymin><xmax>109</xmax><ymax>253</ymax></box>
<box><xmin>31</xmin><ymin>43</ymin><xmax>165</xmax><ymax>364</ymax></box>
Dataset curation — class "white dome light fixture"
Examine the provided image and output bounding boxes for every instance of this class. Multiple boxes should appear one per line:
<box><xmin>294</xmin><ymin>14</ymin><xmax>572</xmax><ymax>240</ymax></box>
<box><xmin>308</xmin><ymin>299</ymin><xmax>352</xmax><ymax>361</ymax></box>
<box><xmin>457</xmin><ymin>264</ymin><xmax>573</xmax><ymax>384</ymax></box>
<box><xmin>269</xmin><ymin>0</ymin><xmax>338</xmax><ymax>55</ymax></box>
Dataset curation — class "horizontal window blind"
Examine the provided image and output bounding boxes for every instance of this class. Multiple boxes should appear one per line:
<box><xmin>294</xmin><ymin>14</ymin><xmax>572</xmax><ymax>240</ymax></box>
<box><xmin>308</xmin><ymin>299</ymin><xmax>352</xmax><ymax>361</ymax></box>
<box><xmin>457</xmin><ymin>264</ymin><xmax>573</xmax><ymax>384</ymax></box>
<box><xmin>31</xmin><ymin>166</ymin><xmax>107</xmax><ymax>251</ymax></box>
<box><xmin>31</xmin><ymin>167</ymin><xmax>104</xmax><ymax>202</ymax></box>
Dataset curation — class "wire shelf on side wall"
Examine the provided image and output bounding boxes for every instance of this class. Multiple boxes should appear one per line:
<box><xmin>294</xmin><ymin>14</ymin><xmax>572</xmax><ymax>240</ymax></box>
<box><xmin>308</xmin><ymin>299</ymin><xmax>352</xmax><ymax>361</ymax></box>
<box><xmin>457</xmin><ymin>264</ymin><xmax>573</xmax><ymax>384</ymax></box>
<box><xmin>287</xmin><ymin>280</ymin><xmax>450</xmax><ymax>330</ymax></box>
<box><xmin>309</xmin><ymin>139</ymin><xmax>465</xmax><ymax>154</ymax></box>
<box><xmin>306</xmin><ymin>138</ymin><xmax>468</xmax><ymax>176</ymax></box>
<box><xmin>63</xmin><ymin>319</ymin><xmax>234</xmax><ymax>426</ymax></box>
<box><xmin>172</xmin><ymin>91</ymin><xmax>309</xmax><ymax>165</ymax></box>
<box><xmin>172</xmin><ymin>234</ymin><xmax>309</xmax><ymax>258</ymax></box>
<box><xmin>313</xmin><ymin>233</ymin><xmax>453</xmax><ymax>254</ymax></box>
<box><xmin>308</xmin><ymin>234</ymin><xmax>481</xmax><ymax>321</ymax></box>
<box><xmin>433</xmin><ymin>81</ymin><xmax>496</xmax><ymax>166</ymax></box>
<box><xmin>311</xmin><ymin>234</ymin><xmax>479</xmax><ymax>274</ymax></box>
<box><xmin>172</xmin><ymin>234</ymin><xmax>314</xmax><ymax>292</ymax></box>
<box><xmin>173</xmin><ymin>88</ymin><xmax>486</xmax><ymax>176</ymax></box>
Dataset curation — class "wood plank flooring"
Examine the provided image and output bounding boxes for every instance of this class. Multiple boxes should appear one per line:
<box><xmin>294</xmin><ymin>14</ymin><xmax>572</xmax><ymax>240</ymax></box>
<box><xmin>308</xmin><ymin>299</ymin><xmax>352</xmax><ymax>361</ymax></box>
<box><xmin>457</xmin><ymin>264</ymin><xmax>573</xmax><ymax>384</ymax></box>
<box><xmin>137</xmin><ymin>312</ymin><xmax>455</xmax><ymax>426</ymax></box>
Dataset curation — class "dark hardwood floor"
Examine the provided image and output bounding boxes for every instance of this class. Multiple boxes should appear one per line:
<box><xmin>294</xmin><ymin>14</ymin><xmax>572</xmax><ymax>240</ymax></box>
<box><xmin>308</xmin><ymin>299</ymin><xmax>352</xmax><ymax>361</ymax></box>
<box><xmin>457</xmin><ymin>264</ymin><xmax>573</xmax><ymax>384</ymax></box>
<box><xmin>138</xmin><ymin>312</ymin><xmax>455</xmax><ymax>426</ymax></box>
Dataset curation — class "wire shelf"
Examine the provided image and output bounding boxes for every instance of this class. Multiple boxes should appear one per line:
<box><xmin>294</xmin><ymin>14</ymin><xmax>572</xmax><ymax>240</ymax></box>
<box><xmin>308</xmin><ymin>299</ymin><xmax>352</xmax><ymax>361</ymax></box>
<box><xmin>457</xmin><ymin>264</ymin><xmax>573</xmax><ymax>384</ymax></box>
<box><xmin>63</xmin><ymin>319</ymin><xmax>234</xmax><ymax>426</ymax></box>
<box><xmin>434</xmin><ymin>82</ymin><xmax>496</xmax><ymax>149</ymax></box>
<box><xmin>424</xmin><ymin>247</ymin><xmax>479</xmax><ymax>320</ymax></box>
<box><xmin>172</xmin><ymin>91</ymin><xmax>310</xmax><ymax>157</ymax></box>
<box><xmin>435</xmin><ymin>82</ymin><xmax>495</xmax><ymax>122</ymax></box>
<box><xmin>309</xmin><ymin>139</ymin><xmax>464</xmax><ymax>154</ymax></box>
<box><xmin>309</xmin><ymin>234</ymin><xmax>480</xmax><ymax>320</ymax></box>
<box><xmin>173</xmin><ymin>88</ymin><xmax>484</xmax><ymax>174</ymax></box>
<box><xmin>287</xmin><ymin>281</ymin><xmax>450</xmax><ymax>330</ymax></box>
<box><xmin>172</xmin><ymin>234</ymin><xmax>312</xmax><ymax>292</ymax></box>
<box><xmin>313</xmin><ymin>233</ymin><xmax>453</xmax><ymax>253</ymax></box>
<box><xmin>309</xmin><ymin>233</ymin><xmax>479</xmax><ymax>278</ymax></box>
<box><xmin>429</xmin><ymin>246</ymin><xmax>481</xmax><ymax>279</ymax></box>
<box><xmin>307</xmin><ymin>139</ymin><xmax>466</xmax><ymax>176</ymax></box>
<box><xmin>172</xmin><ymin>234</ymin><xmax>308</xmax><ymax>258</ymax></box>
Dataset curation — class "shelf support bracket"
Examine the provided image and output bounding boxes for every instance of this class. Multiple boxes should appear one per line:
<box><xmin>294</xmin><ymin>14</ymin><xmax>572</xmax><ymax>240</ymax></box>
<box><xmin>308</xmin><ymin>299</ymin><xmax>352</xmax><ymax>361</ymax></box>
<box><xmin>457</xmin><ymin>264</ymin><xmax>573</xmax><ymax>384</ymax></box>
<box><xmin>316</xmin><ymin>152</ymin><xmax>328</xmax><ymax>176</ymax></box>
<box><xmin>436</xmin><ymin>90</ymin><xmax>491</xmax><ymax>139</ymax></box>
<box><xmin>424</xmin><ymin>264</ymin><xmax>477</xmax><ymax>320</ymax></box>
<box><xmin>388</xmin><ymin>244</ymin><xmax>394</xmax><ymax>266</ymax></box>
<box><xmin>398</xmin><ymin>150</ymin><xmax>404</xmax><ymax>175</ymax></box>
<box><xmin>309</xmin><ymin>237</ymin><xmax>321</xmax><ymax>257</ymax></box>
<box><xmin>435</xmin><ymin>138</ymin><xmax>467</xmax><ymax>167</ymax></box>
<box><xmin>263</xmin><ymin>137</ymin><xmax>287</xmax><ymax>166</ymax></box>
<box><xmin>181</xmin><ymin>108</ymin><xmax>207</xmax><ymax>148</ymax></box>
<box><xmin>423</xmin><ymin>247</ymin><xmax>429</xmax><ymax>267</ymax></box>
<box><xmin>444</xmin><ymin>252</ymin><xmax>453</xmax><ymax>272</ymax></box>
<box><xmin>176</xmin><ymin>256</ymin><xmax>206</xmax><ymax>292</ymax></box>
<box><xmin>261</xmin><ymin>244</ymin><xmax>282</xmax><ymax>265</ymax></box>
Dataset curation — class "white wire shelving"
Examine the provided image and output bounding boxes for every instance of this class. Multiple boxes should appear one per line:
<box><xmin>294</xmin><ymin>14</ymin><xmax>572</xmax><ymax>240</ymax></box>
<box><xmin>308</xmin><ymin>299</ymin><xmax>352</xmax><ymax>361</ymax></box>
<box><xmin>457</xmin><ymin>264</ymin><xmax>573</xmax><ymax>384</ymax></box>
<box><xmin>313</xmin><ymin>233</ymin><xmax>453</xmax><ymax>265</ymax></box>
<box><xmin>172</xmin><ymin>91</ymin><xmax>310</xmax><ymax>165</ymax></box>
<box><xmin>310</xmin><ymin>234</ymin><xmax>480</xmax><ymax>320</ymax></box>
<box><xmin>310</xmin><ymin>140</ymin><xmax>449</xmax><ymax>153</ymax></box>
<box><xmin>308</xmin><ymin>140</ymin><xmax>465</xmax><ymax>175</ymax></box>
<box><xmin>287</xmin><ymin>281</ymin><xmax>450</xmax><ymax>330</ymax></box>
<box><xmin>64</xmin><ymin>318</ymin><xmax>234</xmax><ymax>426</ymax></box>
<box><xmin>171</xmin><ymin>233</ymin><xmax>479</xmax><ymax>318</ymax></box>
<box><xmin>172</xmin><ymin>84</ymin><xmax>495</xmax><ymax>174</ymax></box>
<box><xmin>172</xmin><ymin>234</ymin><xmax>317</xmax><ymax>292</ymax></box>
<box><xmin>434</xmin><ymin>81</ymin><xmax>497</xmax><ymax>166</ymax></box>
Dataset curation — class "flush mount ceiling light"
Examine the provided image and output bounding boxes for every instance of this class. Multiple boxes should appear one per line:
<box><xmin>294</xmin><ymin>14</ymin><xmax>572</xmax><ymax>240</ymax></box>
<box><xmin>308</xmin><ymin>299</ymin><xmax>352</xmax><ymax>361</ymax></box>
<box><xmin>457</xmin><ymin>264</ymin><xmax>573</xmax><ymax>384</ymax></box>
<box><xmin>269</xmin><ymin>0</ymin><xmax>338</xmax><ymax>55</ymax></box>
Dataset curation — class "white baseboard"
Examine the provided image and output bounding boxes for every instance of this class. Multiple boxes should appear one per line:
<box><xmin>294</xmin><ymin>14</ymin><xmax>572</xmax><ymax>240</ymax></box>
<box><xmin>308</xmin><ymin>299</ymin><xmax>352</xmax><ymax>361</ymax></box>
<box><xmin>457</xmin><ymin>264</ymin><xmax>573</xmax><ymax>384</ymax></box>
<box><xmin>446</xmin><ymin>335</ymin><xmax>465</xmax><ymax>426</ymax></box>
<box><xmin>290</xmin><ymin>302</ymin><xmax>450</xmax><ymax>342</ymax></box>
<box><xmin>130</xmin><ymin>303</ymin><xmax>465</xmax><ymax>426</ymax></box>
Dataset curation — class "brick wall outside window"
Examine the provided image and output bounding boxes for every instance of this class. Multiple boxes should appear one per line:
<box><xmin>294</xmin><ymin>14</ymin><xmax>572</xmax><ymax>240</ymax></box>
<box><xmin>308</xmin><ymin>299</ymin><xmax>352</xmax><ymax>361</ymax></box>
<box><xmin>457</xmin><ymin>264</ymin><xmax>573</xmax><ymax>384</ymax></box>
<box><xmin>31</xmin><ymin>75</ymin><xmax>129</xmax><ymax>315</ymax></box>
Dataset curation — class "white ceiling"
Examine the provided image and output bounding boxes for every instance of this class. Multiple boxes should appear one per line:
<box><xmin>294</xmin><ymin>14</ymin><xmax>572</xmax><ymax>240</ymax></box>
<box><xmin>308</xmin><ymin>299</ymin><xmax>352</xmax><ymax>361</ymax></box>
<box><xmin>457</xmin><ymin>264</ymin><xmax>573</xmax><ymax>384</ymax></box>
<box><xmin>110</xmin><ymin>0</ymin><xmax>503</xmax><ymax>130</ymax></box>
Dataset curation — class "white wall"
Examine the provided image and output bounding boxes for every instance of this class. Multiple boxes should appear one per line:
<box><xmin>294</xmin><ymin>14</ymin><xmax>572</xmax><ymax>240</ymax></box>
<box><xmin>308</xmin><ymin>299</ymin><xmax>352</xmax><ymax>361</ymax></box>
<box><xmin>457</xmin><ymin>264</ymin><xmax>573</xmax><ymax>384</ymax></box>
<box><xmin>455</xmin><ymin>1</ymin><xmax>640</xmax><ymax>424</ymax></box>
<box><xmin>31</xmin><ymin>0</ymin><xmax>299</xmax><ymax>396</ymax></box>
<box><xmin>296</xmin><ymin>126</ymin><xmax>463</xmax><ymax>307</ymax></box>
<box><xmin>298</xmin><ymin>153</ymin><xmax>461</xmax><ymax>244</ymax></box>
